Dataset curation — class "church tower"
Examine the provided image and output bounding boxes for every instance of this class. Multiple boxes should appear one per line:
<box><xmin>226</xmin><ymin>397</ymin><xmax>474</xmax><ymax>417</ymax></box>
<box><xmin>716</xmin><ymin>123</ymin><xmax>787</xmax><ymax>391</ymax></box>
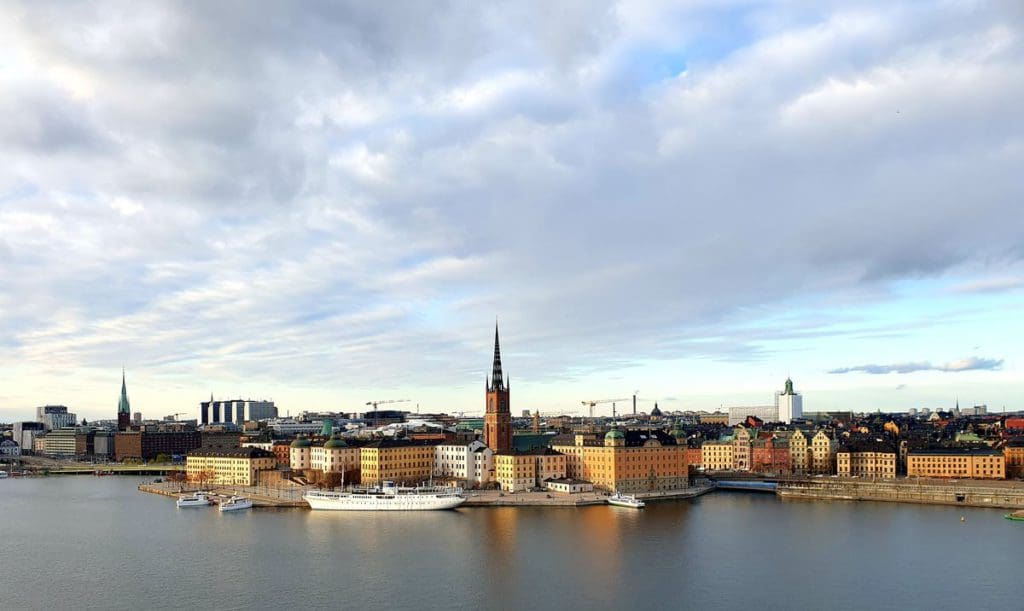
<box><xmin>117</xmin><ymin>369</ymin><xmax>131</xmax><ymax>431</ymax></box>
<box><xmin>484</xmin><ymin>324</ymin><xmax>512</xmax><ymax>452</ymax></box>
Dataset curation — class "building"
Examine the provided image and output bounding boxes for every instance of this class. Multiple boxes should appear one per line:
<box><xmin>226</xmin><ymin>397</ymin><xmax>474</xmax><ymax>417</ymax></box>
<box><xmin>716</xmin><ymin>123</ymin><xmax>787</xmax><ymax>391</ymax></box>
<box><xmin>360</xmin><ymin>439</ymin><xmax>438</xmax><ymax>486</ymax></box>
<box><xmin>42</xmin><ymin>427</ymin><xmax>78</xmax><ymax>457</ymax></box>
<box><xmin>728</xmin><ymin>405</ymin><xmax>778</xmax><ymax>426</ymax></box>
<box><xmin>751</xmin><ymin>436</ymin><xmax>791</xmax><ymax>474</ymax></box>
<box><xmin>310</xmin><ymin>435</ymin><xmax>361</xmax><ymax>476</ymax></box>
<box><xmin>186</xmin><ymin>447</ymin><xmax>277</xmax><ymax>486</ymax></box>
<box><xmin>494</xmin><ymin>448</ymin><xmax>567</xmax><ymax>492</ymax></box>
<box><xmin>789</xmin><ymin>429</ymin><xmax>810</xmax><ymax>474</ymax></box>
<box><xmin>117</xmin><ymin>371</ymin><xmax>131</xmax><ymax>431</ymax></box>
<box><xmin>699</xmin><ymin>413</ymin><xmax>730</xmax><ymax>425</ymax></box>
<box><xmin>267</xmin><ymin>419</ymin><xmax>323</xmax><ymax>436</ymax></box>
<box><xmin>13</xmin><ymin>422</ymin><xmax>45</xmax><ymax>454</ymax></box>
<box><xmin>114</xmin><ymin>431</ymin><xmax>202</xmax><ymax>461</ymax></box>
<box><xmin>200</xmin><ymin>397</ymin><xmax>278</xmax><ymax>425</ymax></box>
<box><xmin>553</xmin><ymin>428</ymin><xmax>688</xmax><ymax>493</ymax></box>
<box><xmin>75</xmin><ymin>430</ymin><xmax>97</xmax><ymax>457</ymax></box>
<box><xmin>545</xmin><ymin>478</ymin><xmax>593</xmax><ymax>494</ymax></box>
<box><xmin>37</xmin><ymin>405</ymin><xmax>77</xmax><ymax>431</ymax></box>
<box><xmin>0</xmin><ymin>438</ymin><xmax>21</xmax><ymax>459</ymax></box>
<box><xmin>484</xmin><ymin>324</ymin><xmax>512</xmax><ymax>452</ymax></box>
<box><xmin>836</xmin><ymin>442</ymin><xmax>897</xmax><ymax>478</ymax></box>
<box><xmin>775</xmin><ymin>378</ymin><xmax>803</xmax><ymax>424</ymax></box>
<box><xmin>435</xmin><ymin>440</ymin><xmax>494</xmax><ymax>489</ymax></box>
<box><xmin>289</xmin><ymin>435</ymin><xmax>313</xmax><ymax>470</ymax></box>
<box><xmin>701</xmin><ymin>440</ymin><xmax>734</xmax><ymax>471</ymax></box>
<box><xmin>1004</xmin><ymin>440</ymin><xmax>1024</xmax><ymax>479</ymax></box>
<box><xmin>732</xmin><ymin>427</ymin><xmax>753</xmax><ymax>471</ymax></box>
<box><xmin>907</xmin><ymin>448</ymin><xmax>1006</xmax><ymax>479</ymax></box>
<box><xmin>810</xmin><ymin>430</ymin><xmax>836</xmax><ymax>474</ymax></box>
<box><xmin>93</xmin><ymin>431</ymin><xmax>115</xmax><ymax>459</ymax></box>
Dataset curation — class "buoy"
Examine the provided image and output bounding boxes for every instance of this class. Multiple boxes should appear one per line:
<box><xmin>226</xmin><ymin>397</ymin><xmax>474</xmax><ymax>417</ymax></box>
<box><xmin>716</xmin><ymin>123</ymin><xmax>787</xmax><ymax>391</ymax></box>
<box><xmin>960</xmin><ymin>516</ymin><xmax>966</xmax><ymax>522</ymax></box>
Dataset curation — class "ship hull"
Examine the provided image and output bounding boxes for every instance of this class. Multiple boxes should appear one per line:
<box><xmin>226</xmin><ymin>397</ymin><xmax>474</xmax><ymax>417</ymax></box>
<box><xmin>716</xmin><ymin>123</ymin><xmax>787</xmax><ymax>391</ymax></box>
<box><xmin>304</xmin><ymin>492</ymin><xmax>466</xmax><ymax>511</ymax></box>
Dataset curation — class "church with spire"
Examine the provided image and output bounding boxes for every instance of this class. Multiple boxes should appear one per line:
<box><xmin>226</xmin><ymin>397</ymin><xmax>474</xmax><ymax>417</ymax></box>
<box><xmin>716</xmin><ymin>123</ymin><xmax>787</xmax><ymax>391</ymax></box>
<box><xmin>484</xmin><ymin>324</ymin><xmax>513</xmax><ymax>452</ymax></box>
<box><xmin>117</xmin><ymin>369</ymin><xmax>131</xmax><ymax>431</ymax></box>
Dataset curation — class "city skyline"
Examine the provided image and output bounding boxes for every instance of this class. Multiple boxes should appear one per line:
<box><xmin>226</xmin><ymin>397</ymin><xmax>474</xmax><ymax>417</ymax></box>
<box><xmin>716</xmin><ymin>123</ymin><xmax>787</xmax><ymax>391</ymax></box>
<box><xmin>2</xmin><ymin>2</ymin><xmax>1023</xmax><ymax>420</ymax></box>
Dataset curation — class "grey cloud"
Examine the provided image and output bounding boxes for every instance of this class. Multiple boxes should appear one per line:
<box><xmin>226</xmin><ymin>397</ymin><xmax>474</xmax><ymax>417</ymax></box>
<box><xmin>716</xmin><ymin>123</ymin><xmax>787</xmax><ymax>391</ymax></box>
<box><xmin>829</xmin><ymin>357</ymin><xmax>1004</xmax><ymax>375</ymax></box>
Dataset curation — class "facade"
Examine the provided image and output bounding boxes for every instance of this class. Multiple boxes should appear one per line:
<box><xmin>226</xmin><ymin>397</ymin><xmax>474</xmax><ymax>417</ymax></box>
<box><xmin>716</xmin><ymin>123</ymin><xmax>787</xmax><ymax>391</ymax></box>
<box><xmin>13</xmin><ymin>422</ymin><xmax>45</xmax><ymax>454</ymax></box>
<box><xmin>435</xmin><ymin>440</ymin><xmax>494</xmax><ymax>488</ymax></box>
<box><xmin>114</xmin><ymin>431</ymin><xmax>202</xmax><ymax>461</ymax></box>
<box><xmin>37</xmin><ymin>405</ymin><xmax>77</xmax><ymax>431</ymax></box>
<box><xmin>360</xmin><ymin>439</ymin><xmax>437</xmax><ymax>486</ymax></box>
<box><xmin>310</xmin><ymin>435</ymin><xmax>361</xmax><ymax>475</ymax></box>
<box><xmin>836</xmin><ymin>446</ymin><xmax>897</xmax><ymax>478</ymax></box>
<box><xmin>751</xmin><ymin>437</ymin><xmax>791</xmax><ymax>474</ymax></box>
<box><xmin>789</xmin><ymin>430</ymin><xmax>810</xmax><ymax>474</ymax></box>
<box><xmin>545</xmin><ymin>478</ymin><xmax>594</xmax><ymax>494</ymax></box>
<box><xmin>200</xmin><ymin>398</ymin><xmax>278</xmax><ymax>425</ymax></box>
<box><xmin>553</xmin><ymin>429</ymin><xmax>688</xmax><ymax>493</ymax></box>
<box><xmin>0</xmin><ymin>438</ymin><xmax>21</xmax><ymax>458</ymax></box>
<box><xmin>775</xmin><ymin>378</ymin><xmax>803</xmax><ymax>424</ymax></box>
<box><xmin>728</xmin><ymin>405</ymin><xmax>778</xmax><ymax>426</ymax></box>
<box><xmin>1005</xmin><ymin>440</ymin><xmax>1024</xmax><ymax>479</ymax></box>
<box><xmin>186</xmin><ymin>447</ymin><xmax>277</xmax><ymax>486</ymax></box>
<box><xmin>701</xmin><ymin>440</ymin><xmax>734</xmax><ymax>471</ymax></box>
<box><xmin>75</xmin><ymin>430</ymin><xmax>97</xmax><ymax>456</ymax></box>
<box><xmin>93</xmin><ymin>431</ymin><xmax>115</xmax><ymax>458</ymax></box>
<box><xmin>732</xmin><ymin>427</ymin><xmax>753</xmax><ymax>471</ymax></box>
<box><xmin>494</xmin><ymin>448</ymin><xmax>567</xmax><ymax>492</ymax></box>
<box><xmin>289</xmin><ymin>436</ymin><xmax>313</xmax><ymax>470</ymax></box>
<box><xmin>42</xmin><ymin>427</ymin><xmax>78</xmax><ymax>457</ymax></box>
<box><xmin>907</xmin><ymin>448</ymin><xmax>1006</xmax><ymax>479</ymax></box>
<box><xmin>810</xmin><ymin>430</ymin><xmax>836</xmax><ymax>474</ymax></box>
<box><xmin>484</xmin><ymin>325</ymin><xmax>513</xmax><ymax>452</ymax></box>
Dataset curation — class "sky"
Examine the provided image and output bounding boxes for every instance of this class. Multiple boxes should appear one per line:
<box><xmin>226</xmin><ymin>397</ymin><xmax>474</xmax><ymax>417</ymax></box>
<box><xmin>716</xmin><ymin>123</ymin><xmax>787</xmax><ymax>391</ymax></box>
<box><xmin>1</xmin><ymin>1</ymin><xmax>1023</xmax><ymax>422</ymax></box>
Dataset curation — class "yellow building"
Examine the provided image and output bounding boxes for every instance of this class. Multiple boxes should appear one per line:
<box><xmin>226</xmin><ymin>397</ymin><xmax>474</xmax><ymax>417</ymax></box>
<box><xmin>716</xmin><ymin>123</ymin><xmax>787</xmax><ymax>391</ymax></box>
<box><xmin>553</xmin><ymin>429</ymin><xmax>687</xmax><ymax>493</ymax></box>
<box><xmin>810</xmin><ymin>431</ymin><xmax>836</xmax><ymax>475</ymax></box>
<box><xmin>494</xmin><ymin>448</ymin><xmax>567</xmax><ymax>492</ymax></box>
<box><xmin>789</xmin><ymin>430</ymin><xmax>809</xmax><ymax>474</ymax></box>
<box><xmin>732</xmin><ymin>426</ymin><xmax>752</xmax><ymax>471</ymax></box>
<box><xmin>836</xmin><ymin>447</ymin><xmax>897</xmax><ymax>478</ymax></box>
<box><xmin>360</xmin><ymin>439</ymin><xmax>437</xmax><ymax>485</ymax></box>
<box><xmin>186</xmin><ymin>447</ymin><xmax>277</xmax><ymax>486</ymax></box>
<box><xmin>1005</xmin><ymin>441</ymin><xmax>1024</xmax><ymax>479</ymax></box>
<box><xmin>310</xmin><ymin>435</ymin><xmax>361</xmax><ymax>474</ymax></box>
<box><xmin>908</xmin><ymin>448</ymin><xmax>1005</xmax><ymax>479</ymax></box>
<box><xmin>701</xmin><ymin>440</ymin><xmax>734</xmax><ymax>471</ymax></box>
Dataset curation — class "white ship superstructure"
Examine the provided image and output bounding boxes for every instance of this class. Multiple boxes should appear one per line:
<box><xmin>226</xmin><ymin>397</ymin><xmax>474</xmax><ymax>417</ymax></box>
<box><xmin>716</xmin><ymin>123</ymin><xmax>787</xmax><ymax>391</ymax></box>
<box><xmin>304</xmin><ymin>481</ymin><xmax>466</xmax><ymax>511</ymax></box>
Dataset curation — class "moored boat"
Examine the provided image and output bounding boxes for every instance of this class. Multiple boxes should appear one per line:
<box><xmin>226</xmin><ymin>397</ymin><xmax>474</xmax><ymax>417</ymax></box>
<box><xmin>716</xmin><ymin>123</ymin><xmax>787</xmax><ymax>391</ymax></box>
<box><xmin>0</xmin><ymin>471</ymin><xmax>9</xmax><ymax>479</ymax></box>
<box><xmin>304</xmin><ymin>481</ymin><xmax>466</xmax><ymax>511</ymax></box>
<box><xmin>176</xmin><ymin>491</ymin><xmax>212</xmax><ymax>508</ymax></box>
<box><xmin>218</xmin><ymin>496</ymin><xmax>253</xmax><ymax>512</ymax></box>
<box><xmin>1005</xmin><ymin>510</ymin><xmax>1024</xmax><ymax>522</ymax></box>
<box><xmin>607</xmin><ymin>492</ymin><xmax>646</xmax><ymax>508</ymax></box>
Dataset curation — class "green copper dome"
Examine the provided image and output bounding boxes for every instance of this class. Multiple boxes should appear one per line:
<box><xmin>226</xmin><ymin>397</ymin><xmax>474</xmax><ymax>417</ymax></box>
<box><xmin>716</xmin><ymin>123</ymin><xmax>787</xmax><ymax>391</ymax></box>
<box><xmin>671</xmin><ymin>426</ymin><xmax>686</xmax><ymax>439</ymax></box>
<box><xmin>605</xmin><ymin>428</ymin><xmax>625</xmax><ymax>441</ymax></box>
<box><xmin>290</xmin><ymin>435</ymin><xmax>312</xmax><ymax>448</ymax></box>
<box><xmin>323</xmin><ymin>434</ymin><xmax>348</xmax><ymax>449</ymax></box>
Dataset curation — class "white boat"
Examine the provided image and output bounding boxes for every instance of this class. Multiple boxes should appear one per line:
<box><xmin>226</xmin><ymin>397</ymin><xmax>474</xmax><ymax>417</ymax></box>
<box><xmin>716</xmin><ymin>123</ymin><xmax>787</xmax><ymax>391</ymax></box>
<box><xmin>176</xmin><ymin>491</ymin><xmax>212</xmax><ymax>508</ymax></box>
<box><xmin>607</xmin><ymin>492</ymin><xmax>646</xmax><ymax>508</ymax></box>
<box><xmin>0</xmin><ymin>471</ymin><xmax>8</xmax><ymax>479</ymax></box>
<box><xmin>304</xmin><ymin>481</ymin><xmax>466</xmax><ymax>511</ymax></box>
<box><xmin>218</xmin><ymin>496</ymin><xmax>253</xmax><ymax>512</ymax></box>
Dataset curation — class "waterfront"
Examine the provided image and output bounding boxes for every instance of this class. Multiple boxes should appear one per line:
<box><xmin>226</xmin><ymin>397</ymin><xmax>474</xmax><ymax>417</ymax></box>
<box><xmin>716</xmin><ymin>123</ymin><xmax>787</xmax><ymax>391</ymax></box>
<box><xmin>2</xmin><ymin>478</ymin><xmax>1023</xmax><ymax>610</ymax></box>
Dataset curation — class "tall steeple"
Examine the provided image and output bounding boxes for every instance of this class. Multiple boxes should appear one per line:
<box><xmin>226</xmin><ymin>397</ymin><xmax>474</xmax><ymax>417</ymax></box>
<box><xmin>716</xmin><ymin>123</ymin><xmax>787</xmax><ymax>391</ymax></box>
<box><xmin>117</xmin><ymin>368</ymin><xmax>131</xmax><ymax>432</ymax></box>
<box><xmin>491</xmin><ymin>322</ymin><xmax>505</xmax><ymax>390</ymax></box>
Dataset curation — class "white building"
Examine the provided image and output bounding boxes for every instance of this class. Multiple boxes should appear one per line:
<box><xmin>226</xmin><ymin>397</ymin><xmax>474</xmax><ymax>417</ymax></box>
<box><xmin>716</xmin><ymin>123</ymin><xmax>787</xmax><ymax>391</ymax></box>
<box><xmin>310</xmin><ymin>435</ymin><xmax>360</xmax><ymax>474</ymax></box>
<box><xmin>37</xmin><ymin>405</ymin><xmax>77</xmax><ymax>431</ymax></box>
<box><xmin>268</xmin><ymin>419</ymin><xmax>323</xmax><ymax>435</ymax></box>
<box><xmin>727</xmin><ymin>405</ymin><xmax>779</xmax><ymax>426</ymax></box>
<box><xmin>435</xmin><ymin>440</ymin><xmax>494</xmax><ymax>489</ymax></box>
<box><xmin>775</xmin><ymin>378</ymin><xmax>803</xmax><ymax>424</ymax></box>
<box><xmin>200</xmin><ymin>398</ymin><xmax>278</xmax><ymax>424</ymax></box>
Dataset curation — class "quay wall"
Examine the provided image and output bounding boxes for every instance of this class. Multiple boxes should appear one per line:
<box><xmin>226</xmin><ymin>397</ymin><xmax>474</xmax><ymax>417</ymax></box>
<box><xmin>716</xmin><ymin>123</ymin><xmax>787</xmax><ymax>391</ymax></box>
<box><xmin>778</xmin><ymin>479</ymin><xmax>1024</xmax><ymax>509</ymax></box>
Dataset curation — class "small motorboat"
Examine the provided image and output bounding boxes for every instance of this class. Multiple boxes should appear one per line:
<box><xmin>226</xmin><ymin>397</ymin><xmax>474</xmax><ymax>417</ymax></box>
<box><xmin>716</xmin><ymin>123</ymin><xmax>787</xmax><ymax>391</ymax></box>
<box><xmin>218</xmin><ymin>496</ymin><xmax>253</xmax><ymax>512</ymax></box>
<box><xmin>607</xmin><ymin>492</ymin><xmax>646</xmax><ymax>509</ymax></box>
<box><xmin>1005</xmin><ymin>510</ymin><xmax>1024</xmax><ymax>522</ymax></box>
<box><xmin>176</xmin><ymin>491</ymin><xmax>212</xmax><ymax>508</ymax></box>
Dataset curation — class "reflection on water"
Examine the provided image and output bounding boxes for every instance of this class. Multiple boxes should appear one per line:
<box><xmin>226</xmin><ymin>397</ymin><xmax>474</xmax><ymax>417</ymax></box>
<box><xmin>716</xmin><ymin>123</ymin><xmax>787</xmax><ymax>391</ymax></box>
<box><xmin>1</xmin><ymin>479</ymin><xmax>1022</xmax><ymax>611</ymax></box>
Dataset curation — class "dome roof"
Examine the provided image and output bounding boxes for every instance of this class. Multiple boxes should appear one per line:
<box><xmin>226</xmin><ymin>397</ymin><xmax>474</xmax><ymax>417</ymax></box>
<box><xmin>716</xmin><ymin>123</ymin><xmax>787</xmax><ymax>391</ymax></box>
<box><xmin>323</xmin><ymin>434</ymin><xmax>348</xmax><ymax>449</ymax></box>
<box><xmin>290</xmin><ymin>435</ymin><xmax>312</xmax><ymax>448</ymax></box>
<box><xmin>605</xmin><ymin>428</ymin><xmax>625</xmax><ymax>440</ymax></box>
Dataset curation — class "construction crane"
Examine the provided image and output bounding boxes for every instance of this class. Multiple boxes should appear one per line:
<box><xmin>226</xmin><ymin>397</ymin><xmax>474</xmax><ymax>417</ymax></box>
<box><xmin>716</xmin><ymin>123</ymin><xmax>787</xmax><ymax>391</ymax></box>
<box><xmin>581</xmin><ymin>398</ymin><xmax>632</xmax><ymax>419</ymax></box>
<box><xmin>365</xmin><ymin>399</ymin><xmax>410</xmax><ymax>424</ymax></box>
<box><xmin>173</xmin><ymin>412</ymin><xmax>187</xmax><ymax>421</ymax></box>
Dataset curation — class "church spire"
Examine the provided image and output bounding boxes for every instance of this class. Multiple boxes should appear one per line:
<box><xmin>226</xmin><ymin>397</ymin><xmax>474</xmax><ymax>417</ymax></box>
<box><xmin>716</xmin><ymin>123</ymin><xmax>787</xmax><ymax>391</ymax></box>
<box><xmin>491</xmin><ymin>322</ymin><xmax>504</xmax><ymax>390</ymax></box>
<box><xmin>118</xmin><ymin>368</ymin><xmax>131</xmax><ymax>415</ymax></box>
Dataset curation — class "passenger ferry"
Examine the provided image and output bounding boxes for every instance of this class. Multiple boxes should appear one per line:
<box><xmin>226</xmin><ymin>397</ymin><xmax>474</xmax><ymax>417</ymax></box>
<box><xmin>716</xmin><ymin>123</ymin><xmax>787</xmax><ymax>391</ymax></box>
<box><xmin>607</xmin><ymin>492</ymin><xmax>646</xmax><ymax>509</ymax></box>
<box><xmin>304</xmin><ymin>481</ymin><xmax>466</xmax><ymax>511</ymax></box>
<box><xmin>218</xmin><ymin>496</ymin><xmax>253</xmax><ymax>512</ymax></box>
<box><xmin>176</xmin><ymin>491</ymin><xmax>212</xmax><ymax>508</ymax></box>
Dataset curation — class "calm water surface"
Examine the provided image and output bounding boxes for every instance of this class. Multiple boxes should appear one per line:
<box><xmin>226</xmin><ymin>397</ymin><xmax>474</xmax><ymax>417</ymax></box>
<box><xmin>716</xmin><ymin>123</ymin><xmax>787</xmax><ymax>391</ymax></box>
<box><xmin>1</xmin><ymin>477</ymin><xmax>1022</xmax><ymax>610</ymax></box>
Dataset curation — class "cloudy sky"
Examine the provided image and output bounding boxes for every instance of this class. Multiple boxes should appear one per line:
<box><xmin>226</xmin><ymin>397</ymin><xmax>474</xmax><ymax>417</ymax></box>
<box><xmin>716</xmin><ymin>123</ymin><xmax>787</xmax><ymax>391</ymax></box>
<box><xmin>2</xmin><ymin>1</ymin><xmax>1023</xmax><ymax>422</ymax></box>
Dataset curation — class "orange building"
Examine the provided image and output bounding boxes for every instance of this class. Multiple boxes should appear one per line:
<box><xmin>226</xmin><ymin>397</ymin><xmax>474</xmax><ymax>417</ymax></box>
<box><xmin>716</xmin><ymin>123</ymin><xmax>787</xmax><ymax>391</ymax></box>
<box><xmin>1003</xmin><ymin>440</ymin><xmax>1024</xmax><ymax>479</ymax></box>
<box><xmin>552</xmin><ymin>428</ymin><xmax>687</xmax><ymax>493</ymax></box>
<box><xmin>907</xmin><ymin>448</ymin><xmax>1005</xmax><ymax>479</ymax></box>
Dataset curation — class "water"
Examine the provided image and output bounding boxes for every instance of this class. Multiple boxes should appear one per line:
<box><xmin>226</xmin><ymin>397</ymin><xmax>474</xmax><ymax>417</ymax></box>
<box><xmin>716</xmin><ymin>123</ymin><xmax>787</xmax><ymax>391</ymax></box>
<box><xmin>1</xmin><ymin>477</ymin><xmax>1022</xmax><ymax>610</ymax></box>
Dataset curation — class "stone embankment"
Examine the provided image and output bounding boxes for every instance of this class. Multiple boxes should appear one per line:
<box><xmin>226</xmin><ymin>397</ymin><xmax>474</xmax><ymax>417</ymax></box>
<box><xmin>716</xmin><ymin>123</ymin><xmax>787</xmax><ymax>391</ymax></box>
<box><xmin>777</xmin><ymin>478</ymin><xmax>1024</xmax><ymax>509</ymax></box>
<box><xmin>139</xmin><ymin>481</ymin><xmax>308</xmax><ymax>507</ymax></box>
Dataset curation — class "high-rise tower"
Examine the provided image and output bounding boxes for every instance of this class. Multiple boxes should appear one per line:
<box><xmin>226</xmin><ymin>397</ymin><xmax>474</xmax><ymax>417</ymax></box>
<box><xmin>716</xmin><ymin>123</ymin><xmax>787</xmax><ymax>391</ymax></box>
<box><xmin>484</xmin><ymin>324</ymin><xmax>512</xmax><ymax>452</ymax></box>
<box><xmin>117</xmin><ymin>369</ymin><xmax>131</xmax><ymax>431</ymax></box>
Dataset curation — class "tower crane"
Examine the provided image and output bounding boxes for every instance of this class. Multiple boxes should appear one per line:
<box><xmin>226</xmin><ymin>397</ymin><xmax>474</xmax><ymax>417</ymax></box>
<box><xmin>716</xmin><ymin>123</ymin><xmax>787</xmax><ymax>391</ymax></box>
<box><xmin>365</xmin><ymin>399</ymin><xmax>410</xmax><ymax>424</ymax></box>
<box><xmin>581</xmin><ymin>397</ymin><xmax>632</xmax><ymax>419</ymax></box>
